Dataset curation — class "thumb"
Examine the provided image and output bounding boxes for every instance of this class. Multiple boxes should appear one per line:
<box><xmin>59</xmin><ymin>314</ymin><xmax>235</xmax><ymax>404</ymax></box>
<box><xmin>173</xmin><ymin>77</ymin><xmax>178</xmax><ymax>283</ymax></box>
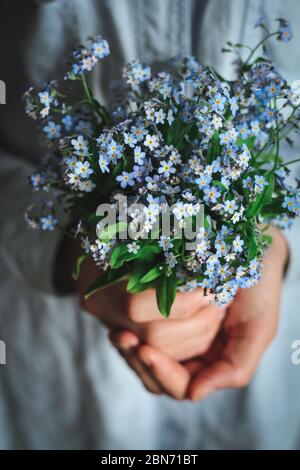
<box><xmin>187</xmin><ymin>327</ymin><xmax>270</xmax><ymax>401</ymax></box>
<box><xmin>137</xmin><ymin>344</ymin><xmax>190</xmax><ymax>400</ymax></box>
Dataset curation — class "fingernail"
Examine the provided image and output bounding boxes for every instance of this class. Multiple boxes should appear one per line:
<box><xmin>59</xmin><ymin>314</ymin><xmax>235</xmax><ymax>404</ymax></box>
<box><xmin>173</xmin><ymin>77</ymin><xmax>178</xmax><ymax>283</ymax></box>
<box><xmin>111</xmin><ymin>330</ymin><xmax>140</xmax><ymax>348</ymax></box>
<box><xmin>112</xmin><ymin>337</ymin><xmax>139</xmax><ymax>351</ymax></box>
<box><xmin>140</xmin><ymin>353</ymin><xmax>155</xmax><ymax>367</ymax></box>
<box><xmin>192</xmin><ymin>385</ymin><xmax>214</xmax><ymax>402</ymax></box>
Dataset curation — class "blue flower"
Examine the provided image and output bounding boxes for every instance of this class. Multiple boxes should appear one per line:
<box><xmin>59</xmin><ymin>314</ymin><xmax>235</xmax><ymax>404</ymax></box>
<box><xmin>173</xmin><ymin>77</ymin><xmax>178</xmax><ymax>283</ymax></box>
<box><xmin>167</xmin><ymin>109</ymin><xmax>175</xmax><ymax>126</ymax></box>
<box><xmin>116</xmin><ymin>171</ymin><xmax>135</xmax><ymax>188</ymax></box>
<box><xmin>30</xmin><ymin>172</ymin><xmax>46</xmax><ymax>191</ymax></box>
<box><xmin>62</xmin><ymin>114</ymin><xmax>73</xmax><ymax>131</ymax></box>
<box><xmin>282</xmin><ymin>195</ymin><xmax>300</xmax><ymax>215</ymax></box>
<box><xmin>266</xmin><ymin>81</ymin><xmax>281</xmax><ymax>98</ymax></box>
<box><xmin>144</xmin><ymin>134</ymin><xmax>160</xmax><ymax>151</ymax></box>
<box><xmin>219</xmin><ymin>132</ymin><xmax>229</xmax><ymax>146</ymax></box>
<box><xmin>158</xmin><ymin>160</ymin><xmax>176</xmax><ymax>178</ymax></box>
<box><xmin>232</xmin><ymin>235</ymin><xmax>244</xmax><ymax>253</ymax></box>
<box><xmin>210</xmin><ymin>92</ymin><xmax>227</xmax><ymax>113</ymax></box>
<box><xmin>155</xmin><ymin>108</ymin><xmax>166</xmax><ymax>124</ymax></box>
<box><xmin>43</xmin><ymin>121</ymin><xmax>61</xmax><ymax>140</ymax></box>
<box><xmin>254</xmin><ymin>88</ymin><xmax>269</xmax><ymax>105</ymax></box>
<box><xmin>215</xmin><ymin>241</ymin><xmax>228</xmax><ymax>257</ymax></box>
<box><xmin>131</xmin><ymin>125</ymin><xmax>147</xmax><ymax>142</ymax></box>
<box><xmin>255</xmin><ymin>16</ymin><xmax>266</xmax><ymax>28</ymax></box>
<box><xmin>134</xmin><ymin>146</ymin><xmax>146</xmax><ymax>165</ymax></box>
<box><xmin>243</xmin><ymin>176</ymin><xmax>253</xmax><ymax>190</ymax></box>
<box><xmin>75</xmin><ymin>120</ymin><xmax>93</xmax><ymax>135</ymax></box>
<box><xmin>278</xmin><ymin>20</ymin><xmax>293</xmax><ymax>43</ymax></box>
<box><xmin>124</xmin><ymin>132</ymin><xmax>138</xmax><ymax>148</ymax></box>
<box><xmin>159</xmin><ymin>236</ymin><xmax>173</xmax><ymax>251</ymax></box>
<box><xmin>40</xmin><ymin>215</ymin><xmax>58</xmax><ymax>231</ymax></box>
<box><xmin>91</xmin><ymin>37</ymin><xmax>110</xmax><ymax>59</ymax></box>
<box><xmin>249</xmin><ymin>258</ymin><xmax>259</xmax><ymax>276</ymax></box>
<box><xmin>254</xmin><ymin>175</ymin><xmax>268</xmax><ymax>193</ymax></box>
<box><xmin>263</xmin><ymin>107</ymin><xmax>278</xmax><ymax>122</ymax></box>
<box><xmin>237</xmin><ymin>123</ymin><xmax>250</xmax><ymax>139</ymax></box>
<box><xmin>74</xmin><ymin>161</ymin><xmax>94</xmax><ymax>179</ymax></box>
<box><xmin>123</xmin><ymin>60</ymin><xmax>151</xmax><ymax>86</ymax></box>
<box><xmin>38</xmin><ymin>91</ymin><xmax>54</xmax><ymax>116</ymax></box>
<box><xmin>203</xmin><ymin>186</ymin><xmax>221</xmax><ymax>204</ymax></box>
<box><xmin>127</xmin><ymin>241</ymin><xmax>140</xmax><ymax>254</ymax></box>
<box><xmin>106</xmin><ymin>139</ymin><xmax>123</xmax><ymax>160</ymax></box>
<box><xmin>133</xmin><ymin>165</ymin><xmax>146</xmax><ymax>182</ymax></box>
<box><xmin>71</xmin><ymin>135</ymin><xmax>89</xmax><ymax>156</ymax></box>
<box><xmin>196</xmin><ymin>174</ymin><xmax>212</xmax><ymax>189</ymax></box>
<box><xmin>165</xmin><ymin>252</ymin><xmax>177</xmax><ymax>268</ymax></box>
<box><xmin>250</xmin><ymin>120</ymin><xmax>260</xmax><ymax>136</ymax></box>
<box><xmin>99</xmin><ymin>155</ymin><xmax>110</xmax><ymax>173</ymax></box>
<box><xmin>229</xmin><ymin>97</ymin><xmax>239</xmax><ymax>116</ymax></box>
<box><xmin>223</xmin><ymin>199</ymin><xmax>238</xmax><ymax>214</ymax></box>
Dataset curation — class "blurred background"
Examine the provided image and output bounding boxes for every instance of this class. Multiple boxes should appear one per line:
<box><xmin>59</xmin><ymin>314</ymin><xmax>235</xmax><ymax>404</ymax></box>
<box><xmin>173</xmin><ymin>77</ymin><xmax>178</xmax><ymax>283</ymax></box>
<box><xmin>0</xmin><ymin>0</ymin><xmax>300</xmax><ymax>450</ymax></box>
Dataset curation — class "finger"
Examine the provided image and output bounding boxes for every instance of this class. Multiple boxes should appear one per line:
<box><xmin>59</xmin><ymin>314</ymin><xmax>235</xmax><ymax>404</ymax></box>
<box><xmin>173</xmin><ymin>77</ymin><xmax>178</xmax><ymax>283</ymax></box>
<box><xmin>137</xmin><ymin>344</ymin><xmax>190</xmax><ymax>399</ymax></box>
<box><xmin>184</xmin><ymin>358</ymin><xmax>207</xmax><ymax>376</ymax></box>
<box><xmin>120</xmin><ymin>350</ymin><xmax>163</xmax><ymax>395</ymax></box>
<box><xmin>109</xmin><ymin>329</ymin><xmax>140</xmax><ymax>350</ymax></box>
<box><xmin>126</xmin><ymin>287</ymin><xmax>212</xmax><ymax>323</ymax></box>
<box><xmin>139</xmin><ymin>305</ymin><xmax>225</xmax><ymax>361</ymax></box>
<box><xmin>187</xmin><ymin>326</ymin><xmax>269</xmax><ymax>401</ymax></box>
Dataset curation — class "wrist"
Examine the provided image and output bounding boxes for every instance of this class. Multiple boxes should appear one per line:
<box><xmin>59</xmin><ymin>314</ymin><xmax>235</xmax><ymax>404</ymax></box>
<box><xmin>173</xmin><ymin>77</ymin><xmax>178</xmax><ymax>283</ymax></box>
<box><xmin>265</xmin><ymin>225</ymin><xmax>290</xmax><ymax>278</ymax></box>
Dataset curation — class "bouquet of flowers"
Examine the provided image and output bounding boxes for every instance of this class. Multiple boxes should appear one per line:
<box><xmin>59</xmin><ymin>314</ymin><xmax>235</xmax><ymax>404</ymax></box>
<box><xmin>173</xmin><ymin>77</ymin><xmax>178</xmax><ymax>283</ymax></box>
<box><xmin>25</xmin><ymin>18</ymin><xmax>300</xmax><ymax>317</ymax></box>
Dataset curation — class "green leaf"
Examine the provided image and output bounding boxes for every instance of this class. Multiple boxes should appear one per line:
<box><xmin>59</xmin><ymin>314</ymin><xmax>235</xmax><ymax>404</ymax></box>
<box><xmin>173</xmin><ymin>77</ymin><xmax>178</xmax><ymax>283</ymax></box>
<box><xmin>247</xmin><ymin>228</ymin><xmax>257</xmax><ymax>261</ymax></box>
<box><xmin>98</xmin><ymin>221</ymin><xmax>128</xmax><ymax>242</ymax></box>
<box><xmin>126</xmin><ymin>281</ymin><xmax>150</xmax><ymax>294</ymax></box>
<box><xmin>88</xmin><ymin>213</ymin><xmax>102</xmax><ymax>225</ymax></box>
<box><xmin>72</xmin><ymin>254</ymin><xmax>88</xmax><ymax>281</ymax></box>
<box><xmin>140</xmin><ymin>265</ymin><xmax>163</xmax><ymax>283</ymax></box>
<box><xmin>84</xmin><ymin>268</ymin><xmax>128</xmax><ymax>300</ymax></box>
<box><xmin>252</xmin><ymin>56</ymin><xmax>271</xmax><ymax>64</ymax></box>
<box><xmin>256</xmin><ymin>150</ymin><xmax>283</xmax><ymax>167</ymax></box>
<box><xmin>126</xmin><ymin>264</ymin><xmax>151</xmax><ymax>293</ymax></box>
<box><xmin>110</xmin><ymin>243</ymin><xmax>129</xmax><ymax>269</ymax></box>
<box><xmin>261</xmin><ymin>234</ymin><xmax>273</xmax><ymax>245</ymax></box>
<box><xmin>235</xmin><ymin>135</ymin><xmax>255</xmax><ymax>150</ymax></box>
<box><xmin>126</xmin><ymin>244</ymin><xmax>161</xmax><ymax>262</ymax></box>
<box><xmin>212</xmin><ymin>180</ymin><xmax>228</xmax><ymax>193</ymax></box>
<box><xmin>155</xmin><ymin>272</ymin><xmax>177</xmax><ymax>318</ymax></box>
<box><xmin>111</xmin><ymin>161</ymin><xmax>124</xmax><ymax>178</ymax></box>
<box><xmin>208</xmin><ymin>132</ymin><xmax>220</xmax><ymax>162</ymax></box>
<box><xmin>167</xmin><ymin>119</ymin><xmax>182</xmax><ymax>145</ymax></box>
<box><xmin>246</xmin><ymin>173</ymin><xmax>275</xmax><ymax>218</ymax></box>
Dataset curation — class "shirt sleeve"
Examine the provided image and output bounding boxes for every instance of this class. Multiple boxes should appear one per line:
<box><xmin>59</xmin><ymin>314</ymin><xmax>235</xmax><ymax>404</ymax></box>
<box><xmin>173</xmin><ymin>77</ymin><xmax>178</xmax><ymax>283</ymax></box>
<box><xmin>0</xmin><ymin>151</ymin><xmax>64</xmax><ymax>295</ymax></box>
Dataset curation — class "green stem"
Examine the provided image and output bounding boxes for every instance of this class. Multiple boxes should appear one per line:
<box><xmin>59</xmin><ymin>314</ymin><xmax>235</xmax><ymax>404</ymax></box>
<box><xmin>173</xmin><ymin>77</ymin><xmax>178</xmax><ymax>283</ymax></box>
<box><xmin>255</xmin><ymin>102</ymin><xmax>300</xmax><ymax>161</ymax></box>
<box><xmin>273</xmin><ymin>123</ymin><xmax>280</xmax><ymax>170</ymax></box>
<box><xmin>273</xmin><ymin>101</ymin><xmax>280</xmax><ymax>171</ymax></box>
<box><xmin>277</xmin><ymin>158</ymin><xmax>300</xmax><ymax>169</ymax></box>
<box><xmin>245</xmin><ymin>32</ymin><xmax>277</xmax><ymax>65</ymax></box>
<box><xmin>81</xmin><ymin>74</ymin><xmax>93</xmax><ymax>106</ymax></box>
<box><xmin>81</xmin><ymin>74</ymin><xmax>110</xmax><ymax>125</ymax></box>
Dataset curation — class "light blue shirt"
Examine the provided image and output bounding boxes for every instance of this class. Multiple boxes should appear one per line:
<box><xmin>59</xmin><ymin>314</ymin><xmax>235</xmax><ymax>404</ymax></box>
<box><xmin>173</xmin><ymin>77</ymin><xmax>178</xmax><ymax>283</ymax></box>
<box><xmin>0</xmin><ymin>0</ymin><xmax>300</xmax><ymax>449</ymax></box>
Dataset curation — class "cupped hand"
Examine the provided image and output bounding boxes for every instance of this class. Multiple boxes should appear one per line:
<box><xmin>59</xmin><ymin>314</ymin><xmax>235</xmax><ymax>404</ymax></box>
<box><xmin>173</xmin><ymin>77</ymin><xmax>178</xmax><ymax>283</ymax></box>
<box><xmin>110</xmin><ymin>226</ymin><xmax>289</xmax><ymax>400</ymax></box>
<box><xmin>77</xmin><ymin>254</ymin><xmax>224</xmax><ymax>361</ymax></box>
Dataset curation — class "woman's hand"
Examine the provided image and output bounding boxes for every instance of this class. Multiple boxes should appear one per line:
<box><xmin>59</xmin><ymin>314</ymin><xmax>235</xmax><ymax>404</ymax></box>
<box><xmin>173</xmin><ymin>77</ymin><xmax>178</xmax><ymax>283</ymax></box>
<box><xmin>110</xmin><ymin>226</ymin><xmax>289</xmax><ymax>400</ymax></box>
<box><xmin>54</xmin><ymin>236</ymin><xmax>224</xmax><ymax>362</ymax></box>
<box><xmin>77</xmin><ymin>254</ymin><xmax>224</xmax><ymax>361</ymax></box>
